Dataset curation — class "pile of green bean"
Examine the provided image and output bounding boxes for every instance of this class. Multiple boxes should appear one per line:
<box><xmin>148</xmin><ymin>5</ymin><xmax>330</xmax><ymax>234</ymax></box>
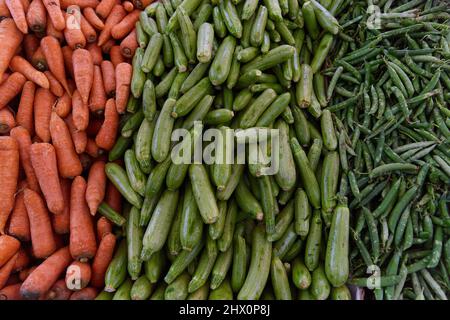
<box><xmin>321</xmin><ymin>0</ymin><xmax>450</xmax><ymax>300</ymax></box>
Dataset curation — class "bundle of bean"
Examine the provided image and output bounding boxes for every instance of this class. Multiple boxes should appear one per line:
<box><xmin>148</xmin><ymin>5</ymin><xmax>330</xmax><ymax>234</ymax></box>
<box><xmin>98</xmin><ymin>0</ymin><xmax>356</xmax><ymax>300</ymax></box>
<box><xmin>321</xmin><ymin>0</ymin><xmax>449</xmax><ymax>300</ymax></box>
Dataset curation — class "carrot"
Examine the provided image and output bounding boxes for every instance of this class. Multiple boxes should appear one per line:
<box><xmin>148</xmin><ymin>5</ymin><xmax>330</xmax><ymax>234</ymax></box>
<box><xmin>0</xmin><ymin>18</ymin><xmax>22</xmax><ymax>80</ymax></box>
<box><xmin>0</xmin><ymin>137</ymin><xmax>19</xmax><ymax>234</ymax></box>
<box><xmin>101</xmin><ymin>38</ymin><xmax>115</xmax><ymax>54</ymax></box>
<box><xmin>64</xmin><ymin>10</ymin><xmax>86</xmax><ymax>49</ymax></box>
<box><xmin>83</xmin><ymin>7</ymin><xmax>104</xmax><ymax>30</ymax></box>
<box><xmin>87</xmin><ymin>67</ymin><xmax>106</xmax><ymax>115</ymax></box>
<box><xmin>100</xmin><ymin>60</ymin><xmax>115</xmax><ymax>97</ymax></box>
<box><xmin>23</xmin><ymin>34</ymin><xmax>39</xmax><ymax>61</ymax></box>
<box><xmin>65</xmin><ymin>114</ymin><xmax>87</xmax><ymax>154</ymax></box>
<box><xmin>50</xmin><ymin>112</ymin><xmax>83</xmax><ymax>178</ymax></box>
<box><xmin>69</xmin><ymin>176</ymin><xmax>97</xmax><ymax>262</ymax></box>
<box><xmin>10</xmin><ymin>126</ymin><xmax>40</xmax><ymax>192</ymax></box>
<box><xmin>132</xmin><ymin>0</ymin><xmax>152</xmax><ymax>9</ymax></box>
<box><xmin>50</xmin><ymin>178</ymin><xmax>70</xmax><ymax>235</ymax></box>
<box><xmin>65</xmin><ymin>260</ymin><xmax>91</xmax><ymax>290</ymax></box>
<box><xmin>86</xmin><ymin>116</ymin><xmax>103</xmax><ymax>136</ymax></box>
<box><xmin>45</xmin><ymin>18</ymin><xmax>64</xmax><ymax>42</ymax></box>
<box><xmin>26</xmin><ymin>0</ymin><xmax>46</xmax><ymax>33</ymax></box>
<box><xmin>53</xmin><ymin>91</ymin><xmax>71</xmax><ymax>117</ymax></box>
<box><xmin>42</xmin><ymin>0</ymin><xmax>65</xmax><ymax>31</ymax></box>
<box><xmin>13</xmin><ymin>247</ymin><xmax>30</xmax><ymax>272</ymax></box>
<box><xmin>123</xmin><ymin>1</ymin><xmax>133</xmax><ymax>12</ymax></box>
<box><xmin>60</xmin><ymin>0</ymin><xmax>98</xmax><ymax>9</ymax></box>
<box><xmin>0</xmin><ymin>283</ymin><xmax>22</xmax><ymax>300</ymax></box>
<box><xmin>80</xmin><ymin>14</ymin><xmax>96</xmax><ymax>43</ymax></box>
<box><xmin>85</xmin><ymin>160</ymin><xmax>106</xmax><ymax>215</ymax></box>
<box><xmin>111</xmin><ymin>9</ymin><xmax>139</xmax><ymax>40</ymax></box>
<box><xmin>5</xmin><ymin>0</ymin><xmax>28</xmax><ymax>33</ymax></box>
<box><xmin>23</xmin><ymin>188</ymin><xmax>56</xmax><ymax>259</ymax></box>
<box><xmin>0</xmin><ymin>252</ymin><xmax>18</xmax><ymax>290</ymax></box>
<box><xmin>10</xmin><ymin>56</ymin><xmax>49</xmax><ymax>89</ymax></box>
<box><xmin>72</xmin><ymin>89</ymin><xmax>89</xmax><ymax>131</ymax></box>
<box><xmin>97</xmin><ymin>4</ymin><xmax>126</xmax><ymax>46</ymax></box>
<box><xmin>0</xmin><ymin>235</ymin><xmax>20</xmax><ymax>267</ymax></box>
<box><xmin>96</xmin><ymin>216</ymin><xmax>112</xmax><ymax>241</ymax></box>
<box><xmin>72</xmin><ymin>48</ymin><xmax>93</xmax><ymax>104</ymax></box>
<box><xmin>95</xmin><ymin>98</ymin><xmax>118</xmax><ymax>150</ymax></box>
<box><xmin>120</xmin><ymin>28</ymin><xmax>137</xmax><ymax>58</ymax></box>
<box><xmin>7</xmin><ymin>188</ymin><xmax>30</xmax><ymax>242</ymax></box>
<box><xmin>34</xmin><ymin>88</ymin><xmax>55</xmax><ymax>142</ymax></box>
<box><xmin>0</xmin><ymin>72</ymin><xmax>26</xmax><ymax>109</ymax></box>
<box><xmin>20</xmin><ymin>246</ymin><xmax>72</xmax><ymax>299</ymax></box>
<box><xmin>90</xmin><ymin>232</ymin><xmax>115</xmax><ymax>288</ymax></box>
<box><xmin>95</xmin><ymin>0</ymin><xmax>115</xmax><ymax>19</ymax></box>
<box><xmin>114</xmin><ymin>62</ymin><xmax>131</xmax><ymax>114</ymax></box>
<box><xmin>31</xmin><ymin>46</ymin><xmax>47</xmax><ymax>71</ymax></box>
<box><xmin>0</xmin><ymin>0</ymin><xmax>12</xmax><ymax>16</ymax></box>
<box><xmin>15</xmin><ymin>81</ymin><xmax>35</xmax><ymax>135</ymax></box>
<box><xmin>69</xmin><ymin>286</ymin><xmax>97</xmax><ymax>300</ymax></box>
<box><xmin>109</xmin><ymin>45</ymin><xmax>124</xmax><ymax>67</ymax></box>
<box><xmin>85</xmin><ymin>137</ymin><xmax>101</xmax><ymax>158</ymax></box>
<box><xmin>40</xmin><ymin>36</ymin><xmax>70</xmax><ymax>93</ymax></box>
<box><xmin>29</xmin><ymin>143</ymin><xmax>64</xmax><ymax>215</ymax></box>
<box><xmin>43</xmin><ymin>279</ymin><xmax>71</xmax><ymax>300</ymax></box>
<box><xmin>86</xmin><ymin>42</ymin><xmax>102</xmax><ymax>65</ymax></box>
<box><xmin>0</xmin><ymin>108</ymin><xmax>15</xmax><ymax>133</ymax></box>
<box><xmin>18</xmin><ymin>266</ymin><xmax>36</xmax><ymax>281</ymax></box>
<box><xmin>61</xmin><ymin>45</ymin><xmax>74</xmax><ymax>79</ymax></box>
<box><xmin>19</xmin><ymin>0</ymin><xmax>29</xmax><ymax>11</ymax></box>
<box><xmin>105</xmin><ymin>180</ymin><xmax>122</xmax><ymax>213</ymax></box>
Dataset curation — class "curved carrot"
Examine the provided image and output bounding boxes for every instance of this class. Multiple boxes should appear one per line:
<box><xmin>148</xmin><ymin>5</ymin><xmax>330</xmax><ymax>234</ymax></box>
<box><xmin>109</xmin><ymin>45</ymin><xmax>124</xmax><ymax>67</ymax></box>
<box><xmin>0</xmin><ymin>137</ymin><xmax>19</xmax><ymax>234</ymax></box>
<box><xmin>100</xmin><ymin>60</ymin><xmax>115</xmax><ymax>97</ymax></box>
<box><xmin>29</xmin><ymin>143</ymin><xmax>64</xmax><ymax>215</ymax></box>
<box><xmin>23</xmin><ymin>188</ymin><xmax>56</xmax><ymax>259</ymax></box>
<box><xmin>97</xmin><ymin>4</ymin><xmax>126</xmax><ymax>46</ymax></box>
<box><xmin>83</xmin><ymin>7</ymin><xmax>104</xmax><ymax>30</ymax></box>
<box><xmin>0</xmin><ymin>18</ymin><xmax>22</xmax><ymax>80</ymax></box>
<box><xmin>85</xmin><ymin>160</ymin><xmax>106</xmax><ymax>215</ymax></box>
<box><xmin>69</xmin><ymin>176</ymin><xmax>97</xmax><ymax>262</ymax></box>
<box><xmin>90</xmin><ymin>232</ymin><xmax>115</xmax><ymax>288</ymax></box>
<box><xmin>34</xmin><ymin>88</ymin><xmax>55</xmax><ymax>142</ymax></box>
<box><xmin>6</xmin><ymin>0</ymin><xmax>28</xmax><ymax>34</ymax></box>
<box><xmin>10</xmin><ymin>56</ymin><xmax>49</xmax><ymax>89</ymax></box>
<box><xmin>9</xmin><ymin>126</ymin><xmax>40</xmax><ymax>192</ymax></box>
<box><xmin>80</xmin><ymin>14</ymin><xmax>96</xmax><ymax>43</ymax></box>
<box><xmin>60</xmin><ymin>0</ymin><xmax>99</xmax><ymax>9</ymax></box>
<box><xmin>95</xmin><ymin>0</ymin><xmax>115</xmax><ymax>19</ymax></box>
<box><xmin>114</xmin><ymin>62</ymin><xmax>131</xmax><ymax>114</ymax></box>
<box><xmin>50</xmin><ymin>112</ymin><xmax>83</xmax><ymax>178</ymax></box>
<box><xmin>72</xmin><ymin>89</ymin><xmax>89</xmax><ymax>131</ymax></box>
<box><xmin>31</xmin><ymin>46</ymin><xmax>47</xmax><ymax>71</ymax></box>
<box><xmin>89</xmin><ymin>65</ymin><xmax>106</xmax><ymax>114</ymax></box>
<box><xmin>0</xmin><ymin>252</ymin><xmax>18</xmax><ymax>289</ymax></box>
<box><xmin>53</xmin><ymin>91</ymin><xmax>71</xmax><ymax>117</ymax></box>
<box><xmin>85</xmin><ymin>137</ymin><xmax>101</xmax><ymax>158</ymax></box>
<box><xmin>42</xmin><ymin>0</ymin><xmax>65</xmax><ymax>31</ymax></box>
<box><xmin>0</xmin><ymin>108</ymin><xmax>15</xmax><ymax>133</ymax></box>
<box><xmin>0</xmin><ymin>72</ymin><xmax>27</xmax><ymax>109</ymax></box>
<box><xmin>111</xmin><ymin>9</ymin><xmax>139</xmax><ymax>40</ymax></box>
<box><xmin>7</xmin><ymin>188</ymin><xmax>31</xmax><ymax>242</ymax></box>
<box><xmin>43</xmin><ymin>279</ymin><xmax>71</xmax><ymax>300</ymax></box>
<box><xmin>95</xmin><ymin>98</ymin><xmax>118</xmax><ymax>150</ymax></box>
<box><xmin>96</xmin><ymin>216</ymin><xmax>112</xmax><ymax>241</ymax></box>
<box><xmin>0</xmin><ymin>235</ymin><xmax>20</xmax><ymax>267</ymax></box>
<box><xmin>26</xmin><ymin>0</ymin><xmax>46</xmax><ymax>33</ymax></box>
<box><xmin>23</xmin><ymin>34</ymin><xmax>39</xmax><ymax>61</ymax></box>
<box><xmin>20</xmin><ymin>246</ymin><xmax>72</xmax><ymax>299</ymax></box>
<box><xmin>72</xmin><ymin>48</ymin><xmax>93</xmax><ymax>104</ymax></box>
<box><xmin>65</xmin><ymin>260</ymin><xmax>91</xmax><ymax>290</ymax></box>
<box><xmin>16</xmin><ymin>81</ymin><xmax>35</xmax><ymax>135</ymax></box>
<box><xmin>120</xmin><ymin>28</ymin><xmax>137</xmax><ymax>58</ymax></box>
<box><xmin>69</xmin><ymin>286</ymin><xmax>97</xmax><ymax>300</ymax></box>
<box><xmin>43</xmin><ymin>71</ymin><xmax>64</xmax><ymax>97</ymax></box>
<box><xmin>40</xmin><ymin>36</ymin><xmax>70</xmax><ymax>93</ymax></box>
<box><xmin>86</xmin><ymin>43</ymin><xmax>102</xmax><ymax>65</ymax></box>
<box><xmin>0</xmin><ymin>283</ymin><xmax>22</xmax><ymax>300</ymax></box>
<box><xmin>51</xmin><ymin>178</ymin><xmax>70</xmax><ymax>235</ymax></box>
<box><xmin>65</xmin><ymin>114</ymin><xmax>87</xmax><ymax>154</ymax></box>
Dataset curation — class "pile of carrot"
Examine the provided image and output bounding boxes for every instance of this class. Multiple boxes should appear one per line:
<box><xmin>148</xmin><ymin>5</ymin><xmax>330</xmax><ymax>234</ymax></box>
<box><xmin>0</xmin><ymin>0</ymin><xmax>149</xmax><ymax>300</ymax></box>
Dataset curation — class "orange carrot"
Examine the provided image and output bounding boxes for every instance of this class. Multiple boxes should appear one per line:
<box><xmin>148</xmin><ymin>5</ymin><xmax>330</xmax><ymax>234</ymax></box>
<box><xmin>72</xmin><ymin>48</ymin><xmax>93</xmax><ymax>104</ymax></box>
<box><xmin>96</xmin><ymin>216</ymin><xmax>112</xmax><ymax>241</ymax></box>
<box><xmin>69</xmin><ymin>286</ymin><xmax>97</xmax><ymax>300</ymax></box>
<box><xmin>45</xmin><ymin>18</ymin><xmax>64</xmax><ymax>42</ymax></box>
<box><xmin>80</xmin><ymin>14</ymin><xmax>96</xmax><ymax>43</ymax></box>
<box><xmin>0</xmin><ymin>72</ymin><xmax>26</xmax><ymax>109</ymax></box>
<box><xmin>97</xmin><ymin>4</ymin><xmax>126</xmax><ymax>46</ymax></box>
<box><xmin>29</xmin><ymin>143</ymin><xmax>64</xmax><ymax>215</ymax></box>
<box><xmin>101</xmin><ymin>38</ymin><xmax>115</xmax><ymax>54</ymax></box>
<box><xmin>53</xmin><ymin>91</ymin><xmax>71</xmax><ymax>117</ymax></box>
<box><xmin>85</xmin><ymin>160</ymin><xmax>106</xmax><ymax>215</ymax></box>
<box><xmin>0</xmin><ymin>0</ymin><xmax>12</xmax><ymax>16</ymax></box>
<box><xmin>16</xmin><ymin>81</ymin><xmax>35</xmax><ymax>135</ymax></box>
<box><xmin>0</xmin><ymin>108</ymin><xmax>15</xmax><ymax>133</ymax></box>
<box><xmin>23</xmin><ymin>33</ymin><xmax>39</xmax><ymax>61</ymax></box>
<box><xmin>50</xmin><ymin>112</ymin><xmax>83</xmax><ymax>178</ymax></box>
<box><xmin>95</xmin><ymin>98</ymin><xmax>118</xmax><ymax>150</ymax></box>
<box><xmin>51</xmin><ymin>178</ymin><xmax>70</xmax><ymax>234</ymax></box>
<box><xmin>31</xmin><ymin>46</ymin><xmax>47</xmax><ymax>71</ymax></box>
<box><xmin>26</xmin><ymin>0</ymin><xmax>46</xmax><ymax>33</ymax></box>
<box><xmin>0</xmin><ymin>235</ymin><xmax>20</xmax><ymax>267</ymax></box>
<box><xmin>83</xmin><ymin>7</ymin><xmax>104</xmax><ymax>30</ymax></box>
<box><xmin>69</xmin><ymin>176</ymin><xmax>97</xmax><ymax>262</ymax></box>
<box><xmin>105</xmin><ymin>180</ymin><xmax>122</xmax><ymax>213</ymax></box>
<box><xmin>0</xmin><ymin>252</ymin><xmax>18</xmax><ymax>290</ymax></box>
<box><xmin>0</xmin><ymin>138</ymin><xmax>19</xmax><ymax>234</ymax></box>
<box><xmin>7</xmin><ymin>188</ymin><xmax>30</xmax><ymax>242</ymax></box>
<box><xmin>34</xmin><ymin>88</ymin><xmax>55</xmax><ymax>142</ymax></box>
<box><xmin>114</xmin><ymin>62</ymin><xmax>131</xmax><ymax>114</ymax></box>
<box><xmin>65</xmin><ymin>114</ymin><xmax>87</xmax><ymax>154</ymax></box>
<box><xmin>20</xmin><ymin>246</ymin><xmax>72</xmax><ymax>299</ymax></box>
<box><xmin>23</xmin><ymin>188</ymin><xmax>56</xmax><ymax>259</ymax></box>
<box><xmin>72</xmin><ymin>89</ymin><xmax>89</xmax><ymax>131</ymax></box>
<box><xmin>90</xmin><ymin>232</ymin><xmax>115</xmax><ymax>288</ymax></box>
<box><xmin>43</xmin><ymin>279</ymin><xmax>71</xmax><ymax>300</ymax></box>
<box><xmin>85</xmin><ymin>137</ymin><xmax>101</xmax><ymax>158</ymax></box>
<box><xmin>42</xmin><ymin>0</ymin><xmax>65</xmax><ymax>31</ymax></box>
<box><xmin>65</xmin><ymin>260</ymin><xmax>91</xmax><ymax>290</ymax></box>
<box><xmin>109</xmin><ymin>45</ymin><xmax>124</xmax><ymax>67</ymax></box>
<box><xmin>95</xmin><ymin>0</ymin><xmax>115</xmax><ymax>19</ymax></box>
<box><xmin>9</xmin><ymin>126</ymin><xmax>40</xmax><ymax>192</ymax></box>
<box><xmin>0</xmin><ymin>18</ymin><xmax>22</xmax><ymax>80</ymax></box>
<box><xmin>13</xmin><ymin>247</ymin><xmax>30</xmax><ymax>272</ymax></box>
<box><xmin>87</xmin><ymin>67</ymin><xmax>106</xmax><ymax>115</ymax></box>
<box><xmin>60</xmin><ymin>0</ymin><xmax>98</xmax><ymax>9</ymax></box>
<box><xmin>100</xmin><ymin>59</ymin><xmax>115</xmax><ymax>97</ymax></box>
<box><xmin>111</xmin><ymin>9</ymin><xmax>139</xmax><ymax>40</ymax></box>
<box><xmin>10</xmin><ymin>56</ymin><xmax>49</xmax><ymax>89</ymax></box>
<box><xmin>86</xmin><ymin>42</ymin><xmax>102</xmax><ymax>65</ymax></box>
<box><xmin>0</xmin><ymin>283</ymin><xmax>22</xmax><ymax>300</ymax></box>
<box><xmin>61</xmin><ymin>45</ymin><xmax>74</xmax><ymax>79</ymax></box>
<box><xmin>40</xmin><ymin>36</ymin><xmax>70</xmax><ymax>93</ymax></box>
<box><xmin>123</xmin><ymin>1</ymin><xmax>134</xmax><ymax>12</ymax></box>
<box><xmin>64</xmin><ymin>10</ymin><xmax>86</xmax><ymax>49</ymax></box>
<box><xmin>132</xmin><ymin>0</ymin><xmax>152</xmax><ymax>10</ymax></box>
<box><xmin>120</xmin><ymin>28</ymin><xmax>137</xmax><ymax>58</ymax></box>
<box><xmin>6</xmin><ymin>0</ymin><xmax>28</xmax><ymax>33</ymax></box>
<box><xmin>19</xmin><ymin>0</ymin><xmax>29</xmax><ymax>11</ymax></box>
